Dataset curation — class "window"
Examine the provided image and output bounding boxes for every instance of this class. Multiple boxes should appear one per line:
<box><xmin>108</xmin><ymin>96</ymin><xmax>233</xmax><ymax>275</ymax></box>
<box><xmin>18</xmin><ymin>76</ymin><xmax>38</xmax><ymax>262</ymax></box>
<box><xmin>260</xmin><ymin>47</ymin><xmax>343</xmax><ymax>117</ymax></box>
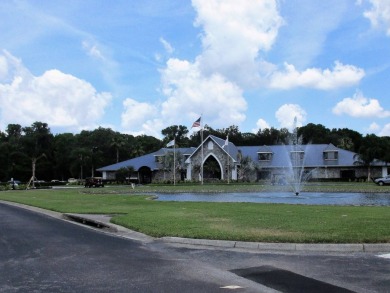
<box><xmin>323</xmin><ymin>151</ymin><xmax>338</xmax><ymax>160</ymax></box>
<box><xmin>208</xmin><ymin>141</ymin><xmax>214</xmax><ymax>150</ymax></box>
<box><xmin>290</xmin><ymin>151</ymin><xmax>304</xmax><ymax>161</ymax></box>
<box><xmin>258</xmin><ymin>152</ymin><xmax>272</xmax><ymax>161</ymax></box>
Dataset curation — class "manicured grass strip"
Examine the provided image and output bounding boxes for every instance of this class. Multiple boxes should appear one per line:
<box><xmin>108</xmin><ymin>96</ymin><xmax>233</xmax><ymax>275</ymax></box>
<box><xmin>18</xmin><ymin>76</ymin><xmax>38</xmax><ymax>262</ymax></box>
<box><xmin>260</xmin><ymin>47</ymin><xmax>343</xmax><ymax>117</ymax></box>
<box><xmin>0</xmin><ymin>188</ymin><xmax>389</xmax><ymax>243</ymax></box>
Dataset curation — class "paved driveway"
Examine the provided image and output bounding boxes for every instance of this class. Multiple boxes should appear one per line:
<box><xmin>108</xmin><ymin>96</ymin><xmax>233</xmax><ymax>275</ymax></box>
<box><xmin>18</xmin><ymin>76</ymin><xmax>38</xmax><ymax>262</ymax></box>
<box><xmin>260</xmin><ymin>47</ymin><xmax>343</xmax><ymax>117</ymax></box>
<box><xmin>1</xmin><ymin>201</ymin><xmax>390</xmax><ymax>292</ymax></box>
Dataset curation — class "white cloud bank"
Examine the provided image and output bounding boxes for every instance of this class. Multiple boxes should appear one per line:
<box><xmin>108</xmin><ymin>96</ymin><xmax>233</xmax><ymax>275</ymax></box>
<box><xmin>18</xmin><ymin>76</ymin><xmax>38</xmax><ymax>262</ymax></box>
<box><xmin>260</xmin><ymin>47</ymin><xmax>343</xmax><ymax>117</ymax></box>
<box><xmin>253</xmin><ymin>118</ymin><xmax>270</xmax><ymax>132</ymax></box>
<box><xmin>268</xmin><ymin>61</ymin><xmax>365</xmax><ymax>90</ymax></box>
<box><xmin>160</xmin><ymin>59</ymin><xmax>247</xmax><ymax>128</ymax></box>
<box><xmin>362</xmin><ymin>0</ymin><xmax>390</xmax><ymax>36</ymax></box>
<box><xmin>379</xmin><ymin>123</ymin><xmax>390</xmax><ymax>136</ymax></box>
<box><xmin>275</xmin><ymin>104</ymin><xmax>307</xmax><ymax>130</ymax></box>
<box><xmin>0</xmin><ymin>50</ymin><xmax>111</xmax><ymax>131</ymax></box>
<box><xmin>143</xmin><ymin>0</ymin><xmax>365</xmax><ymax>136</ymax></box>
<box><xmin>332</xmin><ymin>91</ymin><xmax>390</xmax><ymax>118</ymax></box>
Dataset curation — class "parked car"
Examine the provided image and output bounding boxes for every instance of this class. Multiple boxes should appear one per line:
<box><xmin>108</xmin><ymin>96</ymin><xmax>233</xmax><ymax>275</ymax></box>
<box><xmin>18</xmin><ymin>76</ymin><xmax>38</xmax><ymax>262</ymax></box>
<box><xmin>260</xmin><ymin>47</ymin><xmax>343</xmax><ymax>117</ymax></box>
<box><xmin>374</xmin><ymin>175</ymin><xmax>390</xmax><ymax>186</ymax></box>
<box><xmin>84</xmin><ymin>177</ymin><xmax>104</xmax><ymax>188</ymax></box>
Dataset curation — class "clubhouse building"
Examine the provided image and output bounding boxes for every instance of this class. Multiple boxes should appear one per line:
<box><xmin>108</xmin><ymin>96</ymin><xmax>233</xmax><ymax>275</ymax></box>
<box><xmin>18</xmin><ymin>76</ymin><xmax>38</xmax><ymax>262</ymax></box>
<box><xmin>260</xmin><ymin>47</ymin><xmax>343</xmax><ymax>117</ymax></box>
<box><xmin>97</xmin><ymin>135</ymin><xmax>388</xmax><ymax>184</ymax></box>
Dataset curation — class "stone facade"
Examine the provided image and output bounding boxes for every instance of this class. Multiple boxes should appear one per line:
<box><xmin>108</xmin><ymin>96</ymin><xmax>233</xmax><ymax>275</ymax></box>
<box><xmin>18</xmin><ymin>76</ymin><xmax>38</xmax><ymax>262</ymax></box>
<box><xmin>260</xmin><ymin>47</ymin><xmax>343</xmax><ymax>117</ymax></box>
<box><xmin>98</xmin><ymin>135</ymin><xmax>389</xmax><ymax>184</ymax></box>
<box><xmin>186</xmin><ymin>138</ymin><xmax>238</xmax><ymax>182</ymax></box>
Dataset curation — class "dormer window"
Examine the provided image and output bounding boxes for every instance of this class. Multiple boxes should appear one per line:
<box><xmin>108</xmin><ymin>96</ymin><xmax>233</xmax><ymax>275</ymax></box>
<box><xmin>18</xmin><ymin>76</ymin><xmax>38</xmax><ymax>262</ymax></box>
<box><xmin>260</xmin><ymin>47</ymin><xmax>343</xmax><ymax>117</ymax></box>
<box><xmin>258</xmin><ymin>152</ymin><xmax>273</xmax><ymax>161</ymax></box>
<box><xmin>323</xmin><ymin>151</ymin><xmax>338</xmax><ymax>160</ymax></box>
<box><xmin>290</xmin><ymin>151</ymin><xmax>304</xmax><ymax>161</ymax></box>
<box><xmin>155</xmin><ymin>155</ymin><xmax>163</xmax><ymax>163</ymax></box>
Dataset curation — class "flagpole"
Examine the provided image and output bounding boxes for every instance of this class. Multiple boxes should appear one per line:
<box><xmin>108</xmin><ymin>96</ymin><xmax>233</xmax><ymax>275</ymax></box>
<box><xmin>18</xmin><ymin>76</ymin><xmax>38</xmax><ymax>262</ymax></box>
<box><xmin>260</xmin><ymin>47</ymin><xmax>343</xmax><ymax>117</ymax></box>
<box><xmin>173</xmin><ymin>139</ymin><xmax>176</xmax><ymax>185</ymax></box>
<box><xmin>228</xmin><ymin>137</ymin><xmax>230</xmax><ymax>184</ymax></box>
<box><xmin>201</xmin><ymin>115</ymin><xmax>204</xmax><ymax>185</ymax></box>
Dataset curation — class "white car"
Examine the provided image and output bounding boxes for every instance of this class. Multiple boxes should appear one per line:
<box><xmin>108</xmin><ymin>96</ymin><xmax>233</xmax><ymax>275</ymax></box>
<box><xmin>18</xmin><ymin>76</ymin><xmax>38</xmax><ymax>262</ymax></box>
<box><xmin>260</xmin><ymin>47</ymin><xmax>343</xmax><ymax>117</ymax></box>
<box><xmin>374</xmin><ymin>176</ymin><xmax>390</xmax><ymax>186</ymax></box>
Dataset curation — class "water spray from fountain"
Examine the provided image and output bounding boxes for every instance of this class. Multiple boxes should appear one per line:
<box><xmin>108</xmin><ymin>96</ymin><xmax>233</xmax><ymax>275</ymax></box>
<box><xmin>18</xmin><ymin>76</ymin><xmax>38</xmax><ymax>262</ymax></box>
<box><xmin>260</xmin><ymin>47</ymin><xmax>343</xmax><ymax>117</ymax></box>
<box><xmin>284</xmin><ymin>117</ymin><xmax>316</xmax><ymax>196</ymax></box>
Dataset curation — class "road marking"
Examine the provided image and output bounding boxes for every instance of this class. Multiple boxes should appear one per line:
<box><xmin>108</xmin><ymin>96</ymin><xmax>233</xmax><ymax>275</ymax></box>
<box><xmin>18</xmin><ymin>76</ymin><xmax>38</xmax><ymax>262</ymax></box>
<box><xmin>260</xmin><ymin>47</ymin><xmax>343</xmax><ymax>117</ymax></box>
<box><xmin>378</xmin><ymin>253</ymin><xmax>390</xmax><ymax>259</ymax></box>
<box><xmin>220</xmin><ymin>285</ymin><xmax>244</xmax><ymax>289</ymax></box>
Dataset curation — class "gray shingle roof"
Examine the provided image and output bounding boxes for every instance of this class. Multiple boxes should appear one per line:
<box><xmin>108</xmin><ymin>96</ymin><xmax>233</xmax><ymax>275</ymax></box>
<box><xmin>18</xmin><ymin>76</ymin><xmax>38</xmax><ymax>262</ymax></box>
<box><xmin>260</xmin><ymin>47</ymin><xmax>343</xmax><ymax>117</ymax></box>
<box><xmin>97</xmin><ymin>147</ymin><xmax>196</xmax><ymax>172</ymax></box>
<box><xmin>98</xmin><ymin>138</ymin><xmax>387</xmax><ymax>172</ymax></box>
<box><xmin>239</xmin><ymin>144</ymin><xmax>359</xmax><ymax>167</ymax></box>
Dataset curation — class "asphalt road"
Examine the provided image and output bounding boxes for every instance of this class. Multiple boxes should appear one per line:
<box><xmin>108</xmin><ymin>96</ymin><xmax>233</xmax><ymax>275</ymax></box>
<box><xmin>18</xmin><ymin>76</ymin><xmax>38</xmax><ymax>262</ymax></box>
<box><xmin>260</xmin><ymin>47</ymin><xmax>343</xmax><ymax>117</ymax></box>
<box><xmin>1</xmin><ymin>202</ymin><xmax>390</xmax><ymax>292</ymax></box>
<box><xmin>0</xmin><ymin>203</ymin><xmax>268</xmax><ymax>292</ymax></box>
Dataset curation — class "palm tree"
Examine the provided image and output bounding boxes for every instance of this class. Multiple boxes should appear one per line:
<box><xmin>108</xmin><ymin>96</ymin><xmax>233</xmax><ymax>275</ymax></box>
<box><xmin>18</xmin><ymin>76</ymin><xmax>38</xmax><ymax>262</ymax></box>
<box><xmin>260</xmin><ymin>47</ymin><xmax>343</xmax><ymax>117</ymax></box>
<box><xmin>110</xmin><ymin>137</ymin><xmax>126</xmax><ymax>163</ymax></box>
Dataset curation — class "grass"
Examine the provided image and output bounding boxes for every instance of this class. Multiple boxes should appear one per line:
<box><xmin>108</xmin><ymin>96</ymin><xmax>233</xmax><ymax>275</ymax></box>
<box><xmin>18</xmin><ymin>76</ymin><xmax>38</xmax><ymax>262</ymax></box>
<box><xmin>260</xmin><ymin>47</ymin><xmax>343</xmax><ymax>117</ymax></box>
<box><xmin>0</xmin><ymin>183</ymin><xmax>389</xmax><ymax>243</ymax></box>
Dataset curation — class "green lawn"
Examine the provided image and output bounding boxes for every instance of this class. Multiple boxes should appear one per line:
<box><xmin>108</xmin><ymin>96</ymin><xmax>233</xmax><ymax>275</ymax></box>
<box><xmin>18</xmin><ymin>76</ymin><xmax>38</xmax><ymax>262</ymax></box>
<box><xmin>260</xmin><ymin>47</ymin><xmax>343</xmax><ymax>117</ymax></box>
<box><xmin>0</xmin><ymin>183</ymin><xmax>389</xmax><ymax>243</ymax></box>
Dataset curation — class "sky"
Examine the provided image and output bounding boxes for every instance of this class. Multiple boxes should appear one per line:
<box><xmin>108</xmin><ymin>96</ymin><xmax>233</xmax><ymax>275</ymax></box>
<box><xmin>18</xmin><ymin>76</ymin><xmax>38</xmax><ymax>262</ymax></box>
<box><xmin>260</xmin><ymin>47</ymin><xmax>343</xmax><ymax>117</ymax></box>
<box><xmin>0</xmin><ymin>0</ymin><xmax>389</xmax><ymax>138</ymax></box>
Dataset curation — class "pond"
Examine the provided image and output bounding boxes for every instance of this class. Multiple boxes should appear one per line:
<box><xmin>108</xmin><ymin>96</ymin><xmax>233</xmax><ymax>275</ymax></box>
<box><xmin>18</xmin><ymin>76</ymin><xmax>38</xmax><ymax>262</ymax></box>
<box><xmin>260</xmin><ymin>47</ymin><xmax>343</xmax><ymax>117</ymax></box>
<box><xmin>155</xmin><ymin>192</ymin><xmax>390</xmax><ymax>206</ymax></box>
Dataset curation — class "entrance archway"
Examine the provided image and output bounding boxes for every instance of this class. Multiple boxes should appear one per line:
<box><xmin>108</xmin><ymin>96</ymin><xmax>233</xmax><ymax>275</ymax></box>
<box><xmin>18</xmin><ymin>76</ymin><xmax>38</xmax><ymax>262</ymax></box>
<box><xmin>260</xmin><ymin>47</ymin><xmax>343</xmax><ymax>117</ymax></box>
<box><xmin>138</xmin><ymin>166</ymin><xmax>152</xmax><ymax>184</ymax></box>
<box><xmin>203</xmin><ymin>155</ymin><xmax>222</xmax><ymax>180</ymax></box>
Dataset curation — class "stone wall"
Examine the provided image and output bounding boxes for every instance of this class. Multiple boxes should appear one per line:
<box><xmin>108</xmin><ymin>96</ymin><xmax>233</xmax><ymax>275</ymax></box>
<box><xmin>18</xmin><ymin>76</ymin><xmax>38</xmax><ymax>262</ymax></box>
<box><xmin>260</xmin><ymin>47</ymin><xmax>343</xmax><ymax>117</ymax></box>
<box><xmin>188</xmin><ymin>139</ymin><xmax>234</xmax><ymax>181</ymax></box>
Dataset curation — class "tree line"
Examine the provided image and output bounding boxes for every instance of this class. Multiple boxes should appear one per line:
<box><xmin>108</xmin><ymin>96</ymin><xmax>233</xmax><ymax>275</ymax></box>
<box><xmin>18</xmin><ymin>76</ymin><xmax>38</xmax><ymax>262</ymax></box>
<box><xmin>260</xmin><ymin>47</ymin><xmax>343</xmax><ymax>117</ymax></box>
<box><xmin>0</xmin><ymin>121</ymin><xmax>389</xmax><ymax>182</ymax></box>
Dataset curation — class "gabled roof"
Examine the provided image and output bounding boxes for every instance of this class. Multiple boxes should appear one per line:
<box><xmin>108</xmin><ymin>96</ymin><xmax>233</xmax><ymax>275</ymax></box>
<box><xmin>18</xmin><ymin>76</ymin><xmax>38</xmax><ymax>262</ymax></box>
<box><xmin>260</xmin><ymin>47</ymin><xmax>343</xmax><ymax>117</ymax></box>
<box><xmin>185</xmin><ymin>135</ymin><xmax>239</xmax><ymax>163</ymax></box>
<box><xmin>323</xmin><ymin>143</ymin><xmax>339</xmax><ymax>152</ymax></box>
<box><xmin>97</xmin><ymin>147</ymin><xmax>196</xmax><ymax>172</ymax></box>
<box><xmin>257</xmin><ymin>145</ymin><xmax>273</xmax><ymax>153</ymax></box>
<box><xmin>98</xmin><ymin>140</ymin><xmax>388</xmax><ymax>172</ymax></box>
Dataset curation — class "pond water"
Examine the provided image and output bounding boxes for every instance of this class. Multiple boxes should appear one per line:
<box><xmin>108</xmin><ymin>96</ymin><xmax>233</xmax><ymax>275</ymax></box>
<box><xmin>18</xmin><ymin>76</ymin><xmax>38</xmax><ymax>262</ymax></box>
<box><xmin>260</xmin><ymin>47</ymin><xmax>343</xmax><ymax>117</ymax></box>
<box><xmin>155</xmin><ymin>192</ymin><xmax>390</xmax><ymax>206</ymax></box>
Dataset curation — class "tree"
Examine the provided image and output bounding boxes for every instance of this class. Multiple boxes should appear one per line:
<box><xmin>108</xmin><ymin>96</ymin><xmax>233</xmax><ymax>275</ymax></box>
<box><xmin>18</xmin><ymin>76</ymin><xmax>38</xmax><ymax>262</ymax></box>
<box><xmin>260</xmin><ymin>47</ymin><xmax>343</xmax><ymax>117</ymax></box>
<box><xmin>110</xmin><ymin>136</ymin><xmax>126</xmax><ymax>163</ymax></box>
<box><xmin>21</xmin><ymin>122</ymin><xmax>53</xmax><ymax>183</ymax></box>
<box><xmin>53</xmin><ymin>133</ymin><xmax>77</xmax><ymax>180</ymax></box>
<box><xmin>354</xmin><ymin>134</ymin><xmax>385</xmax><ymax>180</ymax></box>
<box><xmin>116</xmin><ymin>166</ymin><xmax>135</xmax><ymax>182</ymax></box>
<box><xmin>298</xmin><ymin>123</ymin><xmax>330</xmax><ymax>144</ymax></box>
<box><xmin>161</xmin><ymin>125</ymin><xmax>190</xmax><ymax>147</ymax></box>
<box><xmin>256</xmin><ymin>127</ymin><xmax>287</xmax><ymax>145</ymax></box>
<box><xmin>239</xmin><ymin>155</ymin><xmax>259</xmax><ymax>182</ymax></box>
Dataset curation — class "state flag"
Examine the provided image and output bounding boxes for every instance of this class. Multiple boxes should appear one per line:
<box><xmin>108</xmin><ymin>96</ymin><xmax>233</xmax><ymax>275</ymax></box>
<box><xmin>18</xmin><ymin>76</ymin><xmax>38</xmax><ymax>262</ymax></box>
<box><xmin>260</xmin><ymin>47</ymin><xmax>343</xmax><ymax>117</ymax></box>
<box><xmin>166</xmin><ymin>139</ymin><xmax>175</xmax><ymax>147</ymax></box>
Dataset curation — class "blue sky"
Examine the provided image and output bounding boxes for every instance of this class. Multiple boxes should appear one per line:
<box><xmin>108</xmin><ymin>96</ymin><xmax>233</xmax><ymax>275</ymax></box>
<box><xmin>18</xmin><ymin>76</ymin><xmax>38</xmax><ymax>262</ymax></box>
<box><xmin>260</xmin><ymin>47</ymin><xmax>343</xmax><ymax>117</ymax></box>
<box><xmin>0</xmin><ymin>0</ymin><xmax>389</xmax><ymax>137</ymax></box>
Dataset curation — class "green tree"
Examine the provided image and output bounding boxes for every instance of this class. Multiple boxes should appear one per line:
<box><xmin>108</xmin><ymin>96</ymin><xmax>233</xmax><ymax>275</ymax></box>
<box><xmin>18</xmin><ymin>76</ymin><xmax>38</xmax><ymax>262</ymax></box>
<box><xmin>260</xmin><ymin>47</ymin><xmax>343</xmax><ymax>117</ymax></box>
<box><xmin>116</xmin><ymin>166</ymin><xmax>135</xmax><ymax>182</ymax></box>
<box><xmin>110</xmin><ymin>136</ymin><xmax>126</xmax><ymax>163</ymax></box>
<box><xmin>354</xmin><ymin>134</ymin><xmax>385</xmax><ymax>180</ymax></box>
<box><xmin>21</xmin><ymin>122</ymin><xmax>53</xmax><ymax>184</ymax></box>
<box><xmin>239</xmin><ymin>155</ymin><xmax>259</xmax><ymax>182</ymax></box>
<box><xmin>53</xmin><ymin>133</ymin><xmax>77</xmax><ymax>180</ymax></box>
<box><xmin>298</xmin><ymin>123</ymin><xmax>330</xmax><ymax>144</ymax></box>
<box><xmin>161</xmin><ymin>125</ymin><xmax>190</xmax><ymax>147</ymax></box>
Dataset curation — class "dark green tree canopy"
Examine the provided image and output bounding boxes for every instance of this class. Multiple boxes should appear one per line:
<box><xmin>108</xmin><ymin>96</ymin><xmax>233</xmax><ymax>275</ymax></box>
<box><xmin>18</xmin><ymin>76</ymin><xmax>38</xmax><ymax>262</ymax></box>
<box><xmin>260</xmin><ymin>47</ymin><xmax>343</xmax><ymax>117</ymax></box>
<box><xmin>0</xmin><ymin>121</ymin><xmax>388</xmax><ymax>182</ymax></box>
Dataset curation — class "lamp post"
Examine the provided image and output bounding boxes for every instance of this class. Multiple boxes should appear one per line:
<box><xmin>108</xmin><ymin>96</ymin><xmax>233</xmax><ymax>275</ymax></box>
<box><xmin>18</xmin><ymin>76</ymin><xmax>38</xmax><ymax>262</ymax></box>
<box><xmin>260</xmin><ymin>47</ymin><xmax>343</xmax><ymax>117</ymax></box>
<box><xmin>79</xmin><ymin>154</ymin><xmax>83</xmax><ymax>180</ymax></box>
<box><xmin>91</xmin><ymin>147</ymin><xmax>98</xmax><ymax>177</ymax></box>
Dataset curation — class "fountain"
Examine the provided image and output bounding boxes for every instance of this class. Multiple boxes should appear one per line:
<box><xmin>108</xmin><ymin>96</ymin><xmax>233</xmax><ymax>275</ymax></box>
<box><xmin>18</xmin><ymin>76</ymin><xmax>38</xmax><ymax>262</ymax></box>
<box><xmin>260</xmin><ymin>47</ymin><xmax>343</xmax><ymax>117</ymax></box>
<box><xmin>283</xmin><ymin>117</ymin><xmax>316</xmax><ymax>196</ymax></box>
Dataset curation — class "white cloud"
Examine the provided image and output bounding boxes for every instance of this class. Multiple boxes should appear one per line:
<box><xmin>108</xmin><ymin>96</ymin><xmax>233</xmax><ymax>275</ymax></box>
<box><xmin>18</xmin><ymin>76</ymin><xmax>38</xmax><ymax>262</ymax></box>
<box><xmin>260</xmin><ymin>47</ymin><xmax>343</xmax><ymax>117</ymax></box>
<box><xmin>332</xmin><ymin>91</ymin><xmax>390</xmax><ymax>118</ymax></box>
<box><xmin>0</xmin><ymin>55</ymin><xmax>8</xmax><ymax>80</ymax></box>
<box><xmin>368</xmin><ymin>122</ymin><xmax>380</xmax><ymax>132</ymax></box>
<box><xmin>192</xmin><ymin>0</ymin><xmax>284</xmax><ymax>87</ymax></box>
<box><xmin>121</xmin><ymin>98</ymin><xmax>159</xmax><ymax>131</ymax></box>
<box><xmin>159</xmin><ymin>37</ymin><xmax>174</xmax><ymax>54</ymax></box>
<box><xmin>252</xmin><ymin>118</ymin><xmax>270</xmax><ymax>133</ymax></box>
<box><xmin>268</xmin><ymin>61</ymin><xmax>365</xmax><ymax>90</ymax></box>
<box><xmin>379</xmin><ymin>123</ymin><xmax>390</xmax><ymax>136</ymax></box>
<box><xmin>155</xmin><ymin>0</ymin><xmax>282</xmax><ymax>132</ymax></box>
<box><xmin>82</xmin><ymin>40</ymin><xmax>106</xmax><ymax>61</ymax></box>
<box><xmin>160</xmin><ymin>58</ymin><xmax>247</xmax><ymax>128</ymax></box>
<box><xmin>275</xmin><ymin>104</ymin><xmax>307</xmax><ymax>130</ymax></box>
<box><xmin>362</xmin><ymin>0</ymin><xmax>390</xmax><ymax>36</ymax></box>
<box><xmin>0</xmin><ymin>50</ymin><xmax>111</xmax><ymax>131</ymax></box>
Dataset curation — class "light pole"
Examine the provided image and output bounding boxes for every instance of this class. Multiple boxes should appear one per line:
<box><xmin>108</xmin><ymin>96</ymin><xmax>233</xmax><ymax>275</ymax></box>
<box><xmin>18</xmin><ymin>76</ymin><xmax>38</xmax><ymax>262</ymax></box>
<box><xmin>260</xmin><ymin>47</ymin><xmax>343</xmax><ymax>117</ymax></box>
<box><xmin>79</xmin><ymin>154</ymin><xmax>83</xmax><ymax>180</ymax></box>
<box><xmin>91</xmin><ymin>147</ymin><xmax>98</xmax><ymax>177</ymax></box>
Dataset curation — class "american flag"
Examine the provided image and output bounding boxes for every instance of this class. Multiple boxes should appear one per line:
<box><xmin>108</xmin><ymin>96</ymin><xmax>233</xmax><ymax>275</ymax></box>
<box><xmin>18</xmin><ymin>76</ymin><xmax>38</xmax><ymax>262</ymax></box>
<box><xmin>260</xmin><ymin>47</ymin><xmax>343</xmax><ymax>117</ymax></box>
<box><xmin>192</xmin><ymin>117</ymin><xmax>201</xmax><ymax>128</ymax></box>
